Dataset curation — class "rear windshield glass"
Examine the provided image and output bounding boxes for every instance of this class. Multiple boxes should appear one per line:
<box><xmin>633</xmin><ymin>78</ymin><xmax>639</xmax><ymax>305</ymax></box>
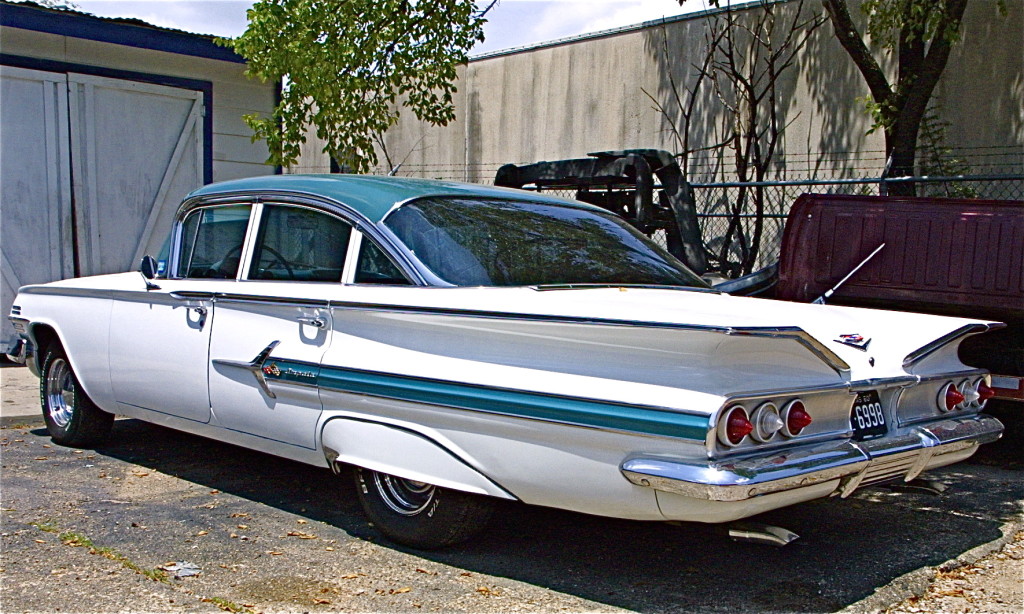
<box><xmin>384</xmin><ymin>197</ymin><xmax>707</xmax><ymax>288</ymax></box>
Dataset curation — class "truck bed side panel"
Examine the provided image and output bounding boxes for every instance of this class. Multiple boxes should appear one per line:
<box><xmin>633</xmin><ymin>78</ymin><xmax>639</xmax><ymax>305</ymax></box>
<box><xmin>776</xmin><ymin>194</ymin><xmax>1024</xmax><ymax>318</ymax></box>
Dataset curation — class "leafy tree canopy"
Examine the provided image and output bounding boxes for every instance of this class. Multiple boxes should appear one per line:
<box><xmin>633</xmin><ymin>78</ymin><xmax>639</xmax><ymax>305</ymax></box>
<box><xmin>224</xmin><ymin>0</ymin><xmax>491</xmax><ymax>172</ymax></box>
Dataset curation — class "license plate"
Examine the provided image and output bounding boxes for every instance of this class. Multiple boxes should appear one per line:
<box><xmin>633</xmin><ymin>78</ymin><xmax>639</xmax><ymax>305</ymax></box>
<box><xmin>851</xmin><ymin>390</ymin><xmax>887</xmax><ymax>440</ymax></box>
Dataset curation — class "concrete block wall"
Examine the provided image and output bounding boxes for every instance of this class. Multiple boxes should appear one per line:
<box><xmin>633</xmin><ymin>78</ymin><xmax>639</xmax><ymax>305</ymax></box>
<box><xmin>294</xmin><ymin>0</ymin><xmax>1023</xmax><ymax>184</ymax></box>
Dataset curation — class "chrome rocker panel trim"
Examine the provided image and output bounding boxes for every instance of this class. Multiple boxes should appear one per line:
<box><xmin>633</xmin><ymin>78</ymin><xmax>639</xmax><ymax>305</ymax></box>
<box><xmin>621</xmin><ymin>414</ymin><xmax>1003</xmax><ymax>502</ymax></box>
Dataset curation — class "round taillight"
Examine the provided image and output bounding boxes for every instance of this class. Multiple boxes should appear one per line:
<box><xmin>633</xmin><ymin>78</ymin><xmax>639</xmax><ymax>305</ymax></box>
<box><xmin>976</xmin><ymin>378</ymin><xmax>996</xmax><ymax>404</ymax></box>
<box><xmin>939</xmin><ymin>382</ymin><xmax>965</xmax><ymax>412</ymax></box>
<box><xmin>718</xmin><ymin>406</ymin><xmax>753</xmax><ymax>447</ymax></box>
<box><xmin>751</xmin><ymin>402</ymin><xmax>784</xmax><ymax>442</ymax></box>
<box><xmin>959</xmin><ymin>380</ymin><xmax>981</xmax><ymax>409</ymax></box>
<box><xmin>782</xmin><ymin>400</ymin><xmax>813</xmax><ymax>436</ymax></box>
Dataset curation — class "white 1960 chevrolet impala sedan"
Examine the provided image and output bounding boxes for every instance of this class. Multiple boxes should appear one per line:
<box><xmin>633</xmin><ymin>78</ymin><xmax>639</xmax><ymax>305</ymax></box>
<box><xmin>7</xmin><ymin>175</ymin><xmax>1004</xmax><ymax>548</ymax></box>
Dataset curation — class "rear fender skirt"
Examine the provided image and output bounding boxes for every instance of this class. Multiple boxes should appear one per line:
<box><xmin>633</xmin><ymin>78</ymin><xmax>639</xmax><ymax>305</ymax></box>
<box><xmin>320</xmin><ymin>417</ymin><xmax>516</xmax><ymax>499</ymax></box>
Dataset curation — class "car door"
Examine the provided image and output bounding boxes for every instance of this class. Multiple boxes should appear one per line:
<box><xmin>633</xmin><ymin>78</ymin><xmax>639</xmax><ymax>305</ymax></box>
<box><xmin>109</xmin><ymin>203</ymin><xmax>253</xmax><ymax>422</ymax></box>
<box><xmin>207</xmin><ymin>203</ymin><xmax>355</xmax><ymax>449</ymax></box>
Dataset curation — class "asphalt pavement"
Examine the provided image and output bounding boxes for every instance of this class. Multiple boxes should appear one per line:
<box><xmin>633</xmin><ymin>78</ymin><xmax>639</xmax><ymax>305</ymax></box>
<box><xmin>2</xmin><ymin>363</ymin><xmax>1022</xmax><ymax>613</ymax></box>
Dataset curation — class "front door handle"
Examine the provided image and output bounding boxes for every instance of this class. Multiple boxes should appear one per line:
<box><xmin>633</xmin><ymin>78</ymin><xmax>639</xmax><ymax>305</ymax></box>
<box><xmin>297</xmin><ymin>316</ymin><xmax>326</xmax><ymax>329</ymax></box>
<box><xmin>170</xmin><ymin>291</ymin><xmax>211</xmax><ymax>326</ymax></box>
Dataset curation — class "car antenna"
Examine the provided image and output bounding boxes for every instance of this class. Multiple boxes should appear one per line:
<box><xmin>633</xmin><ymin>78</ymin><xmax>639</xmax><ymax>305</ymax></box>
<box><xmin>813</xmin><ymin>243</ymin><xmax>885</xmax><ymax>305</ymax></box>
<box><xmin>387</xmin><ymin>135</ymin><xmax>426</xmax><ymax>176</ymax></box>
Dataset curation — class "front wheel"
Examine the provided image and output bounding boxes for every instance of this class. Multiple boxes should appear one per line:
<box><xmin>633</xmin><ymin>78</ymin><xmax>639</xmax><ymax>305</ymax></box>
<box><xmin>354</xmin><ymin>468</ymin><xmax>494</xmax><ymax>549</ymax></box>
<box><xmin>40</xmin><ymin>345</ymin><xmax>113</xmax><ymax>447</ymax></box>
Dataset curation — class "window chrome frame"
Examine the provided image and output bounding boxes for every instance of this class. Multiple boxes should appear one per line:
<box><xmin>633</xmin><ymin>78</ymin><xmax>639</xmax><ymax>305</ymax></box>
<box><xmin>242</xmin><ymin>200</ymin><xmax>354</xmax><ymax>284</ymax></box>
<box><xmin>236</xmin><ymin>202</ymin><xmax>263</xmax><ymax>281</ymax></box>
<box><xmin>170</xmin><ymin>201</ymin><xmax>257</xmax><ymax>281</ymax></box>
<box><xmin>172</xmin><ymin>191</ymin><xmax>424</xmax><ymax>286</ymax></box>
<box><xmin>340</xmin><ymin>231</ymin><xmax>364</xmax><ymax>285</ymax></box>
<box><xmin>378</xmin><ymin>194</ymin><xmax>710</xmax><ymax>290</ymax></box>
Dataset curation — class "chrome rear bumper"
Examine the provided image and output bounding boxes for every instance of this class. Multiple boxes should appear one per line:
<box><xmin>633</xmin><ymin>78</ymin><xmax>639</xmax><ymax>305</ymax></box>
<box><xmin>621</xmin><ymin>414</ymin><xmax>1003</xmax><ymax>502</ymax></box>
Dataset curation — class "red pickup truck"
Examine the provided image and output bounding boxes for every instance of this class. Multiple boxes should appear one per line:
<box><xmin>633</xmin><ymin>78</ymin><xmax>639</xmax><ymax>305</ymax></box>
<box><xmin>775</xmin><ymin>194</ymin><xmax>1023</xmax><ymax>405</ymax></box>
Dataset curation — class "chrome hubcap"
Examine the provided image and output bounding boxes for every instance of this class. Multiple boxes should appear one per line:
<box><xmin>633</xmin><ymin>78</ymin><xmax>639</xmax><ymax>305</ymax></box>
<box><xmin>45</xmin><ymin>358</ymin><xmax>76</xmax><ymax>428</ymax></box>
<box><xmin>374</xmin><ymin>472</ymin><xmax>436</xmax><ymax>516</ymax></box>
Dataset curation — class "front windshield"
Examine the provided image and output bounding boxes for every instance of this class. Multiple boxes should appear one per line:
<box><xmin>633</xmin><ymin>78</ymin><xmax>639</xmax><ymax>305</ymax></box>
<box><xmin>384</xmin><ymin>197</ymin><xmax>708</xmax><ymax>288</ymax></box>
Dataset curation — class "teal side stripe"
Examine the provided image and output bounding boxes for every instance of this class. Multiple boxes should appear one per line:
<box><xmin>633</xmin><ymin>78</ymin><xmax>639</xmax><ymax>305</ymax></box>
<box><xmin>309</xmin><ymin>363</ymin><xmax>708</xmax><ymax>440</ymax></box>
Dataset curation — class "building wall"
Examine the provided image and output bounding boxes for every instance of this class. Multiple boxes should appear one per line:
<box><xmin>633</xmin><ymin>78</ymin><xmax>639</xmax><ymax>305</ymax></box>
<box><xmin>0</xmin><ymin>25</ymin><xmax>275</xmax><ymax>181</ymax></box>
<box><xmin>295</xmin><ymin>0</ymin><xmax>1022</xmax><ymax>183</ymax></box>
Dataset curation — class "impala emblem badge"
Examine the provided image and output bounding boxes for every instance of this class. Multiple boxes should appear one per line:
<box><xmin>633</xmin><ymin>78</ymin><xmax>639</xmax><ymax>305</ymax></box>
<box><xmin>835</xmin><ymin>334</ymin><xmax>871</xmax><ymax>351</ymax></box>
<box><xmin>263</xmin><ymin>362</ymin><xmax>281</xmax><ymax>377</ymax></box>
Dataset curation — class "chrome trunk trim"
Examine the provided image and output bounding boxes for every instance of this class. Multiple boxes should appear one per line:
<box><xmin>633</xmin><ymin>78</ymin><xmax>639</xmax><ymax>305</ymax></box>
<box><xmin>903</xmin><ymin>323</ymin><xmax>1005</xmax><ymax>368</ymax></box>
<box><xmin>725</xmin><ymin>327</ymin><xmax>851</xmax><ymax>376</ymax></box>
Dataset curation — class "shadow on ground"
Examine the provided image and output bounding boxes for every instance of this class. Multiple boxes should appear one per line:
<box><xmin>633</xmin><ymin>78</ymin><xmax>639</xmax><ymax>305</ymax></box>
<box><xmin>26</xmin><ymin>417</ymin><xmax>1022</xmax><ymax>614</ymax></box>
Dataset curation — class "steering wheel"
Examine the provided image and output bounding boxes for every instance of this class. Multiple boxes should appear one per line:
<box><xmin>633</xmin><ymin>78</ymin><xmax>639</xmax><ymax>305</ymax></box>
<box><xmin>252</xmin><ymin>245</ymin><xmax>295</xmax><ymax>279</ymax></box>
<box><xmin>204</xmin><ymin>244</ymin><xmax>295</xmax><ymax>280</ymax></box>
<box><xmin>199</xmin><ymin>244</ymin><xmax>243</xmax><ymax>278</ymax></box>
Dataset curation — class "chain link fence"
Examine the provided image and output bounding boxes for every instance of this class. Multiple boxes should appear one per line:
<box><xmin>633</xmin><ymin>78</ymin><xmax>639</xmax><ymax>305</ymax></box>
<box><xmin>522</xmin><ymin>174</ymin><xmax>1022</xmax><ymax>276</ymax></box>
<box><xmin>691</xmin><ymin>174</ymin><xmax>1024</xmax><ymax>274</ymax></box>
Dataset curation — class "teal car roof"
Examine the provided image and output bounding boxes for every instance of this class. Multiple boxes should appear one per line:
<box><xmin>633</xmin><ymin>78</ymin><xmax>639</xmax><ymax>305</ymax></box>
<box><xmin>186</xmin><ymin>174</ymin><xmax>605</xmax><ymax>224</ymax></box>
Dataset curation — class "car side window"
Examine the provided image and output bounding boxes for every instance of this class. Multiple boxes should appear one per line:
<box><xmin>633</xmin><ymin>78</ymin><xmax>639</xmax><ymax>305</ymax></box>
<box><xmin>177</xmin><ymin>205</ymin><xmax>252</xmax><ymax>279</ymax></box>
<box><xmin>354</xmin><ymin>238</ymin><xmax>412</xmax><ymax>285</ymax></box>
<box><xmin>249</xmin><ymin>205</ymin><xmax>352</xmax><ymax>282</ymax></box>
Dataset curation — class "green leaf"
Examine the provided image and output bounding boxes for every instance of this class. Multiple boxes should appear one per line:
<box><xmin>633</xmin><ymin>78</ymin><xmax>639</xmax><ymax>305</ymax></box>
<box><xmin>224</xmin><ymin>0</ymin><xmax>489</xmax><ymax>172</ymax></box>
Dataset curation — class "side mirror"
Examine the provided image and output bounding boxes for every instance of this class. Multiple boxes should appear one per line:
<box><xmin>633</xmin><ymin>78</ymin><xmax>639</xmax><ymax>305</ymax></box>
<box><xmin>140</xmin><ymin>255</ymin><xmax>158</xmax><ymax>279</ymax></box>
<box><xmin>139</xmin><ymin>255</ymin><xmax>160</xmax><ymax>290</ymax></box>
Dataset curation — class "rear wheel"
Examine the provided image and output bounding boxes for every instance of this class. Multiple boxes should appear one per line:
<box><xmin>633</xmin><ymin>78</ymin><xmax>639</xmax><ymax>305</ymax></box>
<box><xmin>354</xmin><ymin>468</ymin><xmax>494</xmax><ymax>549</ymax></box>
<box><xmin>40</xmin><ymin>345</ymin><xmax>113</xmax><ymax>447</ymax></box>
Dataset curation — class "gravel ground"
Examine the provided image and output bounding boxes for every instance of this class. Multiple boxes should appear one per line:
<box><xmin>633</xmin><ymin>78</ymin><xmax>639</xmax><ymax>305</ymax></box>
<box><xmin>887</xmin><ymin>531</ymin><xmax>1023</xmax><ymax>614</ymax></box>
<box><xmin>2</xmin><ymin>364</ymin><xmax>1022</xmax><ymax>613</ymax></box>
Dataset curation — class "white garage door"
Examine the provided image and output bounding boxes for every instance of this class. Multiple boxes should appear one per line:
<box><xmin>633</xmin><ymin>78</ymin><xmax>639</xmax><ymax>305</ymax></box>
<box><xmin>68</xmin><ymin>74</ymin><xmax>203</xmax><ymax>276</ymax></box>
<box><xmin>1</xmin><ymin>66</ymin><xmax>75</xmax><ymax>351</ymax></box>
<box><xmin>1</xmin><ymin>68</ymin><xmax>204</xmax><ymax>350</ymax></box>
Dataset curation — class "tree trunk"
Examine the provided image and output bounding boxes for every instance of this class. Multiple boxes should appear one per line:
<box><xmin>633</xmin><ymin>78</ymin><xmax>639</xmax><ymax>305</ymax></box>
<box><xmin>822</xmin><ymin>0</ymin><xmax>969</xmax><ymax>198</ymax></box>
<box><xmin>884</xmin><ymin>132</ymin><xmax>917</xmax><ymax>195</ymax></box>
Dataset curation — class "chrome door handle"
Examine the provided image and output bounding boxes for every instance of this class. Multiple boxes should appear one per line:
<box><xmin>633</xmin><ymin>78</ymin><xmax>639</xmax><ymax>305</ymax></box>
<box><xmin>297</xmin><ymin>316</ymin><xmax>326</xmax><ymax>329</ymax></box>
<box><xmin>192</xmin><ymin>306</ymin><xmax>208</xmax><ymax>317</ymax></box>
